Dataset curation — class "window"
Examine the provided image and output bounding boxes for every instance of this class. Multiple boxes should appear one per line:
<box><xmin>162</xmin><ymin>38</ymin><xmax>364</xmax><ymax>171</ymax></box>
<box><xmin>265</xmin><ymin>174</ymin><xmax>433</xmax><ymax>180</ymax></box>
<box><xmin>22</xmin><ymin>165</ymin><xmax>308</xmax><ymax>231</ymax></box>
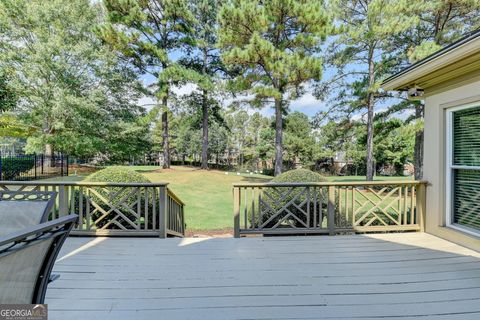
<box><xmin>446</xmin><ymin>103</ymin><xmax>480</xmax><ymax>235</ymax></box>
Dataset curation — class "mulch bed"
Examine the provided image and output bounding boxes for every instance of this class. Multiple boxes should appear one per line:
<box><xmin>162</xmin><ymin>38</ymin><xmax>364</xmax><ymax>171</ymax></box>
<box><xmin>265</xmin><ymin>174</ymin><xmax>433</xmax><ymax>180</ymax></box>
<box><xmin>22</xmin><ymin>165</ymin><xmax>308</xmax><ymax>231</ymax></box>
<box><xmin>68</xmin><ymin>164</ymin><xmax>100</xmax><ymax>175</ymax></box>
<box><xmin>185</xmin><ymin>228</ymin><xmax>233</xmax><ymax>238</ymax></box>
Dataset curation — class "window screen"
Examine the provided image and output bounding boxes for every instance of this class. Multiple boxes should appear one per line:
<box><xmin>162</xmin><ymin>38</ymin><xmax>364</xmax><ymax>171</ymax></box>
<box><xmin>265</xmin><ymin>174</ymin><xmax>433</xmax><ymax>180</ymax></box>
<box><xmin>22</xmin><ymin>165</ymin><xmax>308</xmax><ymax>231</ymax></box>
<box><xmin>451</xmin><ymin>106</ymin><xmax>480</xmax><ymax>231</ymax></box>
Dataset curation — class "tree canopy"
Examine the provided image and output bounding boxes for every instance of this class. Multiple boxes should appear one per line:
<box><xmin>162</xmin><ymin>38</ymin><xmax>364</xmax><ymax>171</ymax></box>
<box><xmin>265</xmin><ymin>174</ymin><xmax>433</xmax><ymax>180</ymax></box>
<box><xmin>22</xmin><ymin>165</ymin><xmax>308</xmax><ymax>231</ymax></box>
<box><xmin>218</xmin><ymin>0</ymin><xmax>330</xmax><ymax>175</ymax></box>
<box><xmin>0</xmin><ymin>0</ymin><xmax>477</xmax><ymax>178</ymax></box>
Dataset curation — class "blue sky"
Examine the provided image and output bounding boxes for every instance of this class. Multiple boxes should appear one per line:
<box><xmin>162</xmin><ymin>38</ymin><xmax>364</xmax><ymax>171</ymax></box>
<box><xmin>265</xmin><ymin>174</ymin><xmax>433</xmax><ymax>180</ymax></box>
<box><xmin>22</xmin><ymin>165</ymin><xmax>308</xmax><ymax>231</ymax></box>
<box><xmin>138</xmin><ymin>55</ymin><xmax>411</xmax><ymax>121</ymax></box>
<box><xmin>139</xmin><ymin>70</ymin><xmax>331</xmax><ymax>118</ymax></box>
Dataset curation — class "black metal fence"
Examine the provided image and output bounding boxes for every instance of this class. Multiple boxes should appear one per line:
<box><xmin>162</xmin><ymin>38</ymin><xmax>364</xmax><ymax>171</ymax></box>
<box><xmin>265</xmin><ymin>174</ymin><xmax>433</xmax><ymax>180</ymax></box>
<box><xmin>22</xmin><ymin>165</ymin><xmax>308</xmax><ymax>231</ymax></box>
<box><xmin>0</xmin><ymin>153</ymin><xmax>68</xmax><ymax>181</ymax></box>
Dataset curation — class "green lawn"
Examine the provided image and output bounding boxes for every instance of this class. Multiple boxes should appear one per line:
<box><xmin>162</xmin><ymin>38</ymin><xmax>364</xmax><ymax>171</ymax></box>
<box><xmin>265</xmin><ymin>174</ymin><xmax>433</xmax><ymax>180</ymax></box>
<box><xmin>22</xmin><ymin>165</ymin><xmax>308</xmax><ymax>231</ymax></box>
<box><xmin>324</xmin><ymin>175</ymin><xmax>412</xmax><ymax>182</ymax></box>
<box><xmin>140</xmin><ymin>166</ymin><xmax>271</xmax><ymax>230</ymax></box>
<box><xmin>45</xmin><ymin>165</ymin><xmax>412</xmax><ymax>231</ymax></box>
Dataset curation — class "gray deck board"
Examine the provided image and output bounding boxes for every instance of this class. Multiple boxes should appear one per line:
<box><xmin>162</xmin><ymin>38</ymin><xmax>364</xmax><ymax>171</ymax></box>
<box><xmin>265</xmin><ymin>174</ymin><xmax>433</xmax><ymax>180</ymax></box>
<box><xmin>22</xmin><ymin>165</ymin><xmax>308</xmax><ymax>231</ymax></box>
<box><xmin>46</xmin><ymin>233</ymin><xmax>480</xmax><ymax>319</ymax></box>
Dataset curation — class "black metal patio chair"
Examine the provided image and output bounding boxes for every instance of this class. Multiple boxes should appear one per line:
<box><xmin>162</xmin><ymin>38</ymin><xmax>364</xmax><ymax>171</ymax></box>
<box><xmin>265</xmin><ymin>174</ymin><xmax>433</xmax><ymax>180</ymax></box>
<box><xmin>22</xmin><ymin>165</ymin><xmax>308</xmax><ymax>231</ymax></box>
<box><xmin>0</xmin><ymin>191</ymin><xmax>57</xmax><ymax>237</ymax></box>
<box><xmin>0</xmin><ymin>214</ymin><xmax>77</xmax><ymax>304</ymax></box>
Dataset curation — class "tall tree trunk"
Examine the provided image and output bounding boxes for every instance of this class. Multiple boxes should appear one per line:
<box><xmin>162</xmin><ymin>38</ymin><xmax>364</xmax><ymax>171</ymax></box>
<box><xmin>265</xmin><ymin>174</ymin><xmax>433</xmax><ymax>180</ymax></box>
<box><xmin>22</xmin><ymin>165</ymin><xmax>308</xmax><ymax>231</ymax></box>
<box><xmin>201</xmin><ymin>89</ymin><xmax>209</xmax><ymax>170</ymax></box>
<box><xmin>254</xmin><ymin>129</ymin><xmax>259</xmax><ymax>171</ymax></box>
<box><xmin>45</xmin><ymin>143</ymin><xmax>53</xmax><ymax>158</ymax></box>
<box><xmin>365</xmin><ymin>48</ymin><xmax>375</xmax><ymax>181</ymax></box>
<box><xmin>274</xmin><ymin>96</ymin><xmax>283</xmax><ymax>176</ymax></box>
<box><xmin>44</xmin><ymin>124</ymin><xmax>54</xmax><ymax>158</ymax></box>
<box><xmin>414</xmin><ymin>103</ymin><xmax>424</xmax><ymax>180</ymax></box>
<box><xmin>200</xmin><ymin>45</ymin><xmax>209</xmax><ymax>170</ymax></box>
<box><xmin>44</xmin><ymin>142</ymin><xmax>54</xmax><ymax>168</ymax></box>
<box><xmin>162</xmin><ymin>95</ymin><xmax>170</xmax><ymax>169</ymax></box>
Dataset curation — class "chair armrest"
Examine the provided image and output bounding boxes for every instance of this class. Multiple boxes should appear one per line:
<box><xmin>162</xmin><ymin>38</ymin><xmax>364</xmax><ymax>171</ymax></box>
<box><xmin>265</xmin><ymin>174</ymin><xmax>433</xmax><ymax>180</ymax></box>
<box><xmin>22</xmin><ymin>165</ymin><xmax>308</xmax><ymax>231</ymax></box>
<box><xmin>48</xmin><ymin>274</ymin><xmax>60</xmax><ymax>283</ymax></box>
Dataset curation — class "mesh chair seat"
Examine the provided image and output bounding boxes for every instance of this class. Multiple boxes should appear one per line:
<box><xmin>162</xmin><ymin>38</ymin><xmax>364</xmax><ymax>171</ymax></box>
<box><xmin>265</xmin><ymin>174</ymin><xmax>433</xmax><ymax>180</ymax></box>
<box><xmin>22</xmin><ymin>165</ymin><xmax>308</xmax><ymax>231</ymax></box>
<box><xmin>0</xmin><ymin>215</ymin><xmax>77</xmax><ymax>304</ymax></box>
<box><xmin>0</xmin><ymin>191</ymin><xmax>56</xmax><ymax>237</ymax></box>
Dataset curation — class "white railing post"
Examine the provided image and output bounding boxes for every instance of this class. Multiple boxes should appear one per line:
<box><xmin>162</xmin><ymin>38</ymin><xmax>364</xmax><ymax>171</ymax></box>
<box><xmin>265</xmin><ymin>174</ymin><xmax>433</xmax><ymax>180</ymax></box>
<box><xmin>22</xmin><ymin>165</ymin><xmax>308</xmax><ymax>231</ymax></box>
<box><xmin>58</xmin><ymin>184</ymin><xmax>68</xmax><ymax>217</ymax></box>
<box><xmin>233</xmin><ymin>187</ymin><xmax>241</xmax><ymax>238</ymax></box>
<box><xmin>327</xmin><ymin>185</ymin><xmax>336</xmax><ymax>235</ymax></box>
<box><xmin>416</xmin><ymin>182</ymin><xmax>427</xmax><ymax>232</ymax></box>
<box><xmin>158</xmin><ymin>186</ymin><xmax>167</xmax><ymax>238</ymax></box>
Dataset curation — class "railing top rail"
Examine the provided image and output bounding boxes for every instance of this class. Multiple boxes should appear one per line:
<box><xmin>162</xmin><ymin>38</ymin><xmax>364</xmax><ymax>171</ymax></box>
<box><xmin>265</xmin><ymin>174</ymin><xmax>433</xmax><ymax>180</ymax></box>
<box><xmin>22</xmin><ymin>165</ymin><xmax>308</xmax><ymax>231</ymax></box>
<box><xmin>233</xmin><ymin>180</ymin><xmax>428</xmax><ymax>188</ymax></box>
<box><xmin>167</xmin><ymin>188</ymin><xmax>185</xmax><ymax>206</ymax></box>
<box><xmin>0</xmin><ymin>181</ymin><xmax>169</xmax><ymax>187</ymax></box>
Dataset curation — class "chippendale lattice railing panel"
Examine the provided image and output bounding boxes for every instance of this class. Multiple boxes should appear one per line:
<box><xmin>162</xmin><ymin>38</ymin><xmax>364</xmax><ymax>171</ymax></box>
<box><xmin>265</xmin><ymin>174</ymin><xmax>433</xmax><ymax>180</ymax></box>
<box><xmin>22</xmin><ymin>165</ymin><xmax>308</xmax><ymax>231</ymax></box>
<box><xmin>0</xmin><ymin>181</ymin><xmax>185</xmax><ymax>237</ymax></box>
<box><xmin>233</xmin><ymin>181</ymin><xmax>427</xmax><ymax>237</ymax></box>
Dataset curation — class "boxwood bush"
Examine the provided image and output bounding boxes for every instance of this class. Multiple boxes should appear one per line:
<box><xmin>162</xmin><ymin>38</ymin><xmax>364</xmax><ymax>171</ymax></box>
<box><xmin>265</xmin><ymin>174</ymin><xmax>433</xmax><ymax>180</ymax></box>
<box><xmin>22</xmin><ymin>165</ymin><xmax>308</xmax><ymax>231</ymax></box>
<box><xmin>1</xmin><ymin>157</ymin><xmax>35</xmax><ymax>180</ymax></box>
<box><xmin>77</xmin><ymin>166</ymin><xmax>152</xmax><ymax>229</ymax></box>
<box><xmin>260</xmin><ymin>169</ymin><xmax>327</xmax><ymax>229</ymax></box>
<box><xmin>270</xmin><ymin>168</ymin><xmax>327</xmax><ymax>184</ymax></box>
<box><xmin>85</xmin><ymin>166</ymin><xmax>151</xmax><ymax>184</ymax></box>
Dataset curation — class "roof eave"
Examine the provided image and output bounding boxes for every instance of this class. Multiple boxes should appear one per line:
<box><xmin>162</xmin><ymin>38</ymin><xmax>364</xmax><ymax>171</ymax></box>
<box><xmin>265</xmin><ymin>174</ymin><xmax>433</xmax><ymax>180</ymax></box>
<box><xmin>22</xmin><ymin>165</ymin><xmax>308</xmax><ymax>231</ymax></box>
<box><xmin>382</xmin><ymin>31</ymin><xmax>480</xmax><ymax>91</ymax></box>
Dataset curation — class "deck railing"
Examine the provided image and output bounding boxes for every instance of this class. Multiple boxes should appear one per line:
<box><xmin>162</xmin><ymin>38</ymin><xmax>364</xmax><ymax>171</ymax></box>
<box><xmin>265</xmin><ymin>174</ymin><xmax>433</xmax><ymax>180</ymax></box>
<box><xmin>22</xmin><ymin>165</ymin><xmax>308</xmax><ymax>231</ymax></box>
<box><xmin>0</xmin><ymin>181</ymin><xmax>185</xmax><ymax>237</ymax></box>
<box><xmin>233</xmin><ymin>181</ymin><xmax>427</xmax><ymax>237</ymax></box>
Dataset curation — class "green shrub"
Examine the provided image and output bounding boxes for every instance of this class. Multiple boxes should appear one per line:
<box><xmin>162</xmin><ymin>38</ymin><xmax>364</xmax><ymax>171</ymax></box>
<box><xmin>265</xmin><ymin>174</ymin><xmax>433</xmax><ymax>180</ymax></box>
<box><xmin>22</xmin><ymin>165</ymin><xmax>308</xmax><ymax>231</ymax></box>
<box><xmin>78</xmin><ymin>167</ymin><xmax>152</xmax><ymax>230</ymax></box>
<box><xmin>85</xmin><ymin>166</ymin><xmax>151</xmax><ymax>184</ymax></box>
<box><xmin>271</xmin><ymin>168</ymin><xmax>327</xmax><ymax>184</ymax></box>
<box><xmin>1</xmin><ymin>157</ymin><xmax>35</xmax><ymax>180</ymax></box>
<box><xmin>260</xmin><ymin>169</ymin><xmax>326</xmax><ymax>229</ymax></box>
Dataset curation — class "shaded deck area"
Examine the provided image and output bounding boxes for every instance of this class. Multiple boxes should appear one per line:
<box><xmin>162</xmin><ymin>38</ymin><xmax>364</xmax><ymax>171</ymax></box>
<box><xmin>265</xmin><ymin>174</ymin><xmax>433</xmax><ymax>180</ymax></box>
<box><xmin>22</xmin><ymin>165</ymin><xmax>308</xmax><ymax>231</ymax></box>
<box><xmin>47</xmin><ymin>233</ymin><xmax>480</xmax><ymax>320</ymax></box>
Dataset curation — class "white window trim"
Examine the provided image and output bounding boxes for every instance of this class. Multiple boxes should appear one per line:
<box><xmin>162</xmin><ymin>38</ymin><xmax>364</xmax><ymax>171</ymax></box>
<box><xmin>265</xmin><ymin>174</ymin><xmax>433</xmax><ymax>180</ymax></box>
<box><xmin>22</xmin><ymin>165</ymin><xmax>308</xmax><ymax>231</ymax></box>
<box><xmin>445</xmin><ymin>102</ymin><xmax>480</xmax><ymax>237</ymax></box>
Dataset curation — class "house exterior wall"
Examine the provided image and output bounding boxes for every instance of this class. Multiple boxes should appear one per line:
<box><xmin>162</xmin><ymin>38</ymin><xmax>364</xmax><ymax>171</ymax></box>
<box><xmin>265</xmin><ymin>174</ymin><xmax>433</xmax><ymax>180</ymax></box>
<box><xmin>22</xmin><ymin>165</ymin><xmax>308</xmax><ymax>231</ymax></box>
<box><xmin>424</xmin><ymin>75</ymin><xmax>480</xmax><ymax>251</ymax></box>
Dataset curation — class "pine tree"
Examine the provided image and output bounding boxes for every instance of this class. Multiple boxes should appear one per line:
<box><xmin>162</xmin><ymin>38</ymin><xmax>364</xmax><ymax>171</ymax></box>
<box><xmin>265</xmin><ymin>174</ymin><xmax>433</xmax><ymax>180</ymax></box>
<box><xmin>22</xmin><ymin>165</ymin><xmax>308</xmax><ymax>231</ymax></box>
<box><xmin>321</xmin><ymin>0</ymin><xmax>421</xmax><ymax>180</ymax></box>
<box><xmin>185</xmin><ymin>0</ymin><xmax>225</xmax><ymax>170</ymax></box>
<box><xmin>217</xmin><ymin>0</ymin><xmax>330</xmax><ymax>176</ymax></box>
<box><xmin>99</xmin><ymin>0</ymin><xmax>196</xmax><ymax>168</ymax></box>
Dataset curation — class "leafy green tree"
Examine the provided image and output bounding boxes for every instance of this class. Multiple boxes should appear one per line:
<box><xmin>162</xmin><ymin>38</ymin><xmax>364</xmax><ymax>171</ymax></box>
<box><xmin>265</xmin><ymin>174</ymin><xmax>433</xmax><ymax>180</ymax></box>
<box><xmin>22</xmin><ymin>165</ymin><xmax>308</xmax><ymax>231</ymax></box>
<box><xmin>0</xmin><ymin>71</ymin><xmax>21</xmax><ymax>137</ymax></box>
<box><xmin>209</xmin><ymin>121</ymin><xmax>229</xmax><ymax>165</ymax></box>
<box><xmin>373</xmin><ymin>120</ymin><xmax>415</xmax><ymax>175</ymax></box>
<box><xmin>246</xmin><ymin>112</ymin><xmax>269</xmax><ymax>170</ymax></box>
<box><xmin>256</xmin><ymin>124</ymin><xmax>276</xmax><ymax>171</ymax></box>
<box><xmin>165</xmin><ymin>93</ymin><xmax>227</xmax><ymax>165</ymax></box>
<box><xmin>320</xmin><ymin>0</ymin><xmax>420</xmax><ymax>180</ymax></box>
<box><xmin>225</xmin><ymin>110</ymin><xmax>249</xmax><ymax>167</ymax></box>
<box><xmin>0</xmin><ymin>72</ymin><xmax>15</xmax><ymax>113</ymax></box>
<box><xmin>313</xmin><ymin>116</ymin><xmax>416</xmax><ymax>176</ymax></box>
<box><xmin>103</xmin><ymin>118</ymin><xmax>152</xmax><ymax>164</ymax></box>
<box><xmin>185</xmin><ymin>0</ymin><xmax>225</xmax><ymax>169</ymax></box>
<box><xmin>100</xmin><ymin>0</ymin><xmax>196</xmax><ymax>168</ymax></box>
<box><xmin>175</xmin><ymin>121</ymin><xmax>202</xmax><ymax>164</ymax></box>
<box><xmin>218</xmin><ymin>0</ymin><xmax>330</xmax><ymax>176</ymax></box>
<box><xmin>284</xmin><ymin>111</ymin><xmax>315</xmax><ymax>167</ymax></box>
<box><xmin>0</xmin><ymin>114</ymin><xmax>33</xmax><ymax>138</ymax></box>
<box><xmin>0</xmin><ymin>0</ymin><xmax>142</xmax><ymax>159</ymax></box>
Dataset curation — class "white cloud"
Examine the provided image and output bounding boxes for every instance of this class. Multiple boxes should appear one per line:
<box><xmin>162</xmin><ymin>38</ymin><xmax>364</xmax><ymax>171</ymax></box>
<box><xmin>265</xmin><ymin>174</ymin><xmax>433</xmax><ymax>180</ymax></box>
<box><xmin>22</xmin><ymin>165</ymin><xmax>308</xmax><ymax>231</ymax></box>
<box><xmin>291</xmin><ymin>93</ymin><xmax>320</xmax><ymax>109</ymax></box>
<box><xmin>137</xmin><ymin>79</ymin><xmax>327</xmax><ymax>118</ymax></box>
<box><xmin>137</xmin><ymin>84</ymin><xmax>198</xmax><ymax>111</ymax></box>
<box><xmin>172</xmin><ymin>83</ymin><xmax>197</xmax><ymax>96</ymax></box>
<box><xmin>138</xmin><ymin>96</ymin><xmax>156</xmax><ymax>110</ymax></box>
<box><xmin>289</xmin><ymin>93</ymin><xmax>324</xmax><ymax>116</ymax></box>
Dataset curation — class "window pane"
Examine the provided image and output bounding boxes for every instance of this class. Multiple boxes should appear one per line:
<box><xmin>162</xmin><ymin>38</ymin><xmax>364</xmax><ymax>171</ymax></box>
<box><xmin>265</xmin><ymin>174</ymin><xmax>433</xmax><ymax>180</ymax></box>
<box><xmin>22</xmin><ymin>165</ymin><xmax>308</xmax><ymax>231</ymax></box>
<box><xmin>453</xmin><ymin>169</ymin><xmax>480</xmax><ymax>231</ymax></box>
<box><xmin>453</xmin><ymin>106</ymin><xmax>480</xmax><ymax>166</ymax></box>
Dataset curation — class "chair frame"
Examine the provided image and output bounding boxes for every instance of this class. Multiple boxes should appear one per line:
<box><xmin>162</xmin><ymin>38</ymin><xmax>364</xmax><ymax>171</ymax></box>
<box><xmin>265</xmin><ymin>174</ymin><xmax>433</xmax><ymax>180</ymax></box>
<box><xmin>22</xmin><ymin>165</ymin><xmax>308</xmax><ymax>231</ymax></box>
<box><xmin>0</xmin><ymin>190</ymin><xmax>57</xmax><ymax>223</ymax></box>
<box><xmin>0</xmin><ymin>214</ymin><xmax>77</xmax><ymax>303</ymax></box>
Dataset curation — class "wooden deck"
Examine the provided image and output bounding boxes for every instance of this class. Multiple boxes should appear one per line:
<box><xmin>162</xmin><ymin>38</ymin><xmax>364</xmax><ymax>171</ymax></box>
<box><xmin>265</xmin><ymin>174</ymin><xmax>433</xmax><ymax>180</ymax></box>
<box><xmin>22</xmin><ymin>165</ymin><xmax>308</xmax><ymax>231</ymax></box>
<box><xmin>47</xmin><ymin>233</ymin><xmax>480</xmax><ymax>320</ymax></box>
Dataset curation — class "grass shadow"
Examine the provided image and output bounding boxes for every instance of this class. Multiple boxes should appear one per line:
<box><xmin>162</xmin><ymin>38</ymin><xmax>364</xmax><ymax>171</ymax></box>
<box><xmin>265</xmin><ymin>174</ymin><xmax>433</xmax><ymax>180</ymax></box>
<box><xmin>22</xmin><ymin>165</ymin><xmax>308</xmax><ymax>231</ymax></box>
<box><xmin>240</xmin><ymin>176</ymin><xmax>272</xmax><ymax>183</ymax></box>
